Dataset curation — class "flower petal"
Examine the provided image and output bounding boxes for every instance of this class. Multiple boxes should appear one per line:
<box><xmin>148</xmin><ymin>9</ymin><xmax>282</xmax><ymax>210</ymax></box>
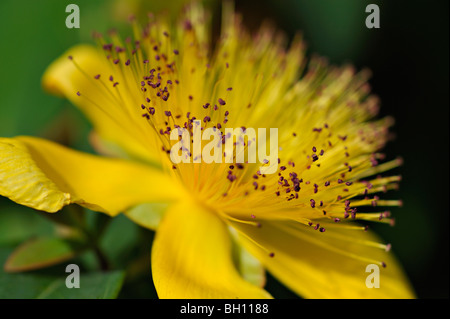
<box><xmin>229</xmin><ymin>228</ymin><xmax>267</xmax><ymax>288</ymax></box>
<box><xmin>0</xmin><ymin>136</ymin><xmax>183</xmax><ymax>215</ymax></box>
<box><xmin>231</xmin><ymin>219</ymin><xmax>415</xmax><ymax>299</ymax></box>
<box><xmin>151</xmin><ymin>201</ymin><xmax>272</xmax><ymax>299</ymax></box>
<box><xmin>124</xmin><ymin>202</ymin><xmax>169</xmax><ymax>230</ymax></box>
<box><xmin>42</xmin><ymin>44</ymin><xmax>159</xmax><ymax>164</ymax></box>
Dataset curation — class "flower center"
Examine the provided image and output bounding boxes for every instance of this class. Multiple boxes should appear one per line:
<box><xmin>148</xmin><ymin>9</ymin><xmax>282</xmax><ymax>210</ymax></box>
<box><xmin>68</xmin><ymin>5</ymin><xmax>403</xmax><ymax>266</ymax></box>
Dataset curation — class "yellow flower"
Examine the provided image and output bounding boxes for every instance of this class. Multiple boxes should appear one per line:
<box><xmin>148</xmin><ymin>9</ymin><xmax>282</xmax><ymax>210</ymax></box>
<box><xmin>0</xmin><ymin>3</ymin><xmax>414</xmax><ymax>298</ymax></box>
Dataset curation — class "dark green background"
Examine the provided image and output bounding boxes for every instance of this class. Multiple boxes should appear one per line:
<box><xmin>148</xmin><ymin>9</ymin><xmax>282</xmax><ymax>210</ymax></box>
<box><xmin>0</xmin><ymin>0</ymin><xmax>448</xmax><ymax>298</ymax></box>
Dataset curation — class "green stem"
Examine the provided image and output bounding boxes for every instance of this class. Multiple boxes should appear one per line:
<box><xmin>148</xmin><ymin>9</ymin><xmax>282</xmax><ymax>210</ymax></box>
<box><xmin>93</xmin><ymin>245</ymin><xmax>110</xmax><ymax>271</ymax></box>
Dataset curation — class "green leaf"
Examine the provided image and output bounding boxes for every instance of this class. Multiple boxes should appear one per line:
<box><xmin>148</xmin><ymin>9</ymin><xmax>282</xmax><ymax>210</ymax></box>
<box><xmin>35</xmin><ymin>271</ymin><xmax>125</xmax><ymax>299</ymax></box>
<box><xmin>36</xmin><ymin>205</ymin><xmax>87</xmax><ymax>230</ymax></box>
<box><xmin>100</xmin><ymin>214</ymin><xmax>140</xmax><ymax>268</ymax></box>
<box><xmin>0</xmin><ymin>204</ymin><xmax>55</xmax><ymax>246</ymax></box>
<box><xmin>4</xmin><ymin>237</ymin><xmax>83</xmax><ymax>272</ymax></box>
<box><xmin>0</xmin><ymin>248</ymin><xmax>125</xmax><ymax>299</ymax></box>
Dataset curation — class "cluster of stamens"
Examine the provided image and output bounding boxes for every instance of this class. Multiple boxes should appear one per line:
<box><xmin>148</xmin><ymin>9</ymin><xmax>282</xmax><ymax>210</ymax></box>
<box><xmin>67</xmin><ymin>8</ymin><xmax>403</xmax><ymax>266</ymax></box>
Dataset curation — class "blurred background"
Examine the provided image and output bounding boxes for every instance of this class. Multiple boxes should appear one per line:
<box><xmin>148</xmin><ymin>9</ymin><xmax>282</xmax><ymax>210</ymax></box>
<box><xmin>0</xmin><ymin>0</ymin><xmax>448</xmax><ymax>298</ymax></box>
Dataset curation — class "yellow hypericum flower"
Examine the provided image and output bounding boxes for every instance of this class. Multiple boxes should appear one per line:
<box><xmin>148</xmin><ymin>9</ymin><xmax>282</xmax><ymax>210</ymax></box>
<box><xmin>0</xmin><ymin>3</ymin><xmax>414</xmax><ymax>298</ymax></box>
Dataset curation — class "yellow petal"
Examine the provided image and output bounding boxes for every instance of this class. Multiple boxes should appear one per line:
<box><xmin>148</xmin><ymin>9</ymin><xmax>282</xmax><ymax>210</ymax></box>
<box><xmin>124</xmin><ymin>202</ymin><xmax>169</xmax><ymax>230</ymax></box>
<box><xmin>229</xmin><ymin>228</ymin><xmax>266</xmax><ymax>288</ymax></box>
<box><xmin>151</xmin><ymin>200</ymin><xmax>272</xmax><ymax>299</ymax></box>
<box><xmin>42</xmin><ymin>44</ymin><xmax>158</xmax><ymax>164</ymax></box>
<box><xmin>231</xmin><ymin>219</ymin><xmax>415</xmax><ymax>299</ymax></box>
<box><xmin>0</xmin><ymin>136</ymin><xmax>183</xmax><ymax>216</ymax></box>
